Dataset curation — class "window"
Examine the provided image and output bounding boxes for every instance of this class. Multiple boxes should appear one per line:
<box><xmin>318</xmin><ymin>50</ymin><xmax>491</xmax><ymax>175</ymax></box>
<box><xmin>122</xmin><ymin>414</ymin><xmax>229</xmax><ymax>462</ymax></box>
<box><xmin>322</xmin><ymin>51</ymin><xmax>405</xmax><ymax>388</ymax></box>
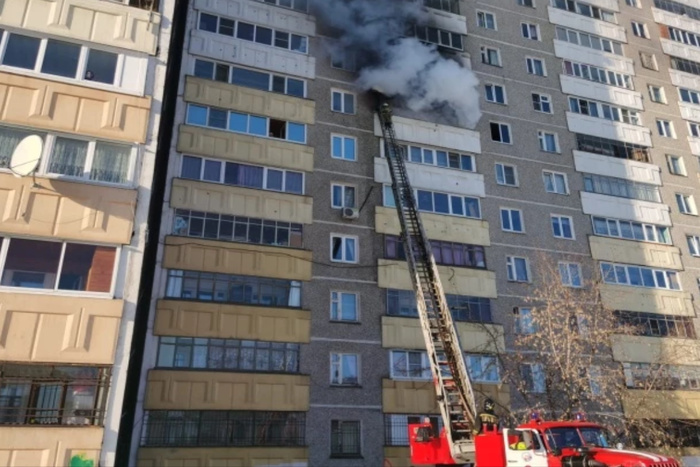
<box><xmin>194</xmin><ymin>59</ymin><xmax>306</xmax><ymax>98</ymax></box>
<box><xmin>538</xmin><ymin>131</ymin><xmax>559</xmax><ymax>153</ymax></box>
<box><xmin>385</xmin><ymin>415</ymin><xmax>443</xmax><ymax>446</ymax></box>
<box><xmin>465</xmin><ymin>354</ymin><xmax>500</xmax><ymax>383</ymax></box>
<box><xmin>615</xmin><ymin>311</ymin><xmax>696</xmax><ymax>339</ymax></box>
<box><xmin>331</xmin><ymin>421</ymin><xmax>361</xmax><ymax>457</ymax></box>
<box><xmin>480</xmin><ymin>46</ymin><xmax>501</xmax><ymax>66</ymax></box>
<box><xmin>569</xmin><ymin>97</ymin><xmax>641</xmax><ymax>125</ymax></box>
<box><xmin>414</xmin><ymin>25</ymin><xmax>464</xmax><ymax>50</ymax></box>
<box><xmin>157</xmin><ymin>337</ymin><xmax>300</xmax><ymax>372</ymax></box>
<box><xmin>331</xmin><ymin>135</ymin><xmax>356</xmax><ymax>161</ymax></box>
<box><xmin>563</xmin><ymin>60</ymin><xmax>633</xmax><ymax>89</ymax></box>
<box><xmin>331</xmin><ymin>353</ymin><xmax>359</xmax><ymax>385</ymax></box>
<box><xmin>640</xmin><ymin>52</ymin><xmax>658</xmax><ymax>70</ymax></box>
<box><xmin>501</xmin><ymin>208</ymin><xmax>524</xmax><ymax>233</ymax></box>
<box><xmin>331</xmin><ymin>49</ymin><xmax>356</xmax><ymax>72</ymax></box>
<box><xmin>588</xmin><ymin>366</ymin><xmax>603</xmax><ymax>395</ymax></box>
<box><xmin>477</xmin><ymin>11</ymin><xmax>496</xmax><ymax>29</ymax></box>
<box><xmin>490</xmin><ymin>122</ymin><xmax>511</xmax><ymax>144</ymax></box>
<box><xmin>631</xmin><ymin>21</ymin><xmax>649</xmax><ymax>38</ymax></box>
<box><xmin>485</xmin><ymin>84</ymin><xmax>506</xmax><ymax>104</ymax></box>
<box><xmin>689</xmin><ymin>122</ymin><xmax>700</xmax><ymax>138</ymax></box>
<box><xmin>173</xmin><ymin>210</ymin><xmax>303</xmax><ymax>247</ymax></box>
<box><xmin>401</xmin><ymin>144</ymin><xmax>475</xmax><ymax>172</ymax></box>
<box><xmin>425</xmin><ymin>0</ymin><xmax>460</xmax><ymax>13</ymax></box>
<box><xmin>165</xmin><ymin>270</ymin><xmax>302</xmax><ymax>307</ymax></box>
<box><xmin>592</xmin><ymin>216</ymin><xmax>671</xmax><ymax>245</ymax></box>
<box><xmin>584</xmin><ymin>173</ymin><xmax>661</xmax><ymax>203</ymax></box>
<box><xmin>559</xmin><ymin>262</ymin><xmax>582</xmax><ymax>287</ymax></box>
<box><xmin>260</xmin><ymin>0</ymin><xmax>308</xmax><ymax>12</ymax></box>
<box><xmin>600</xmin><ymin>262</ymin><xmax>681</xmax><ymax>290</ymax></box>
<box><xmin>521</xmin><ymin>363</ymin><xmax>545</xmax><ymax>393</ymax></box>
<box><xmin>0</xmin><ymin>31</ymin><xmax>123</xmax><ymax>88</ymax></box>
<box><xmin>667</xmin><ymin>155</ymin><xmax>686</xmax><ymax>176</ymax></box>
<box><xmin>385</xmin><ymin>235</ymin><xmax>486</xmax><ymax>269</ymax></box>
<box><xmin>657</xmin><ymin>119</ymin><xmax>675</xmax><ymax>138</ymax></box>
<box><xmin>388</xmin><ymin>187</ymin><xmax>481</xmax><ymax>219</ymax></box>
<box><xmin>331</xmin><ymin>184</ymin><xmax>356</xmax><ymax>209</ymax></box>
<box><xmin>688</xmin><ymin>236</ymin><xmax>700</xmax><ymax>256</ymax></box>
<box><xmin>514</xmin><ymin>307</ymin><xmax>536</xmax><ymax>334</ymax></box>
<box><xmin>186</xmin><ymin>104</ymin><xmax>306</xmax><ymax>143</ymax></box>
<box><xmin>507</xmin><ymin>256</ymin><xmax>530</xmax><ymax>282</ymax></box>
<box><xmin>648</xmin><ymin>85</ymin><xmax>666</xmax><ymax>104</ymax></box>
<box><xmin>551</xmin><ymin>0</ymin><xmax>616</xmax><ymax>23</ymax></box>
<box><xmin>532</xmin><ymin>93</ymin><xmax>552</xmax><ymax>113</ymax></box>
<box><xmin>576</xmin><ymin>133</ymin><xmax>650</xmax><ymax>162</ymax></box>
<box><xmin>331</xmin><ymin>292</ymin><xmax>358</xmax><ymax>322</ymax></box>
<box><xmin>0</xmin><ymin>238</ymin><xmax>117</xmax><ymax>293</ymax></box>
<box><xmin>521</xmin><ymin>23</ymin><xmax>540</xmax><ymax>40</ymax></box>
<box><xmin>677</xmin><ymin>193</ymin><xmax>697</xmax><ymax>215</ymax></box>
<box><xmin>390</xmin><ymin>350</ymin><xmax>431</xmax><ymax>379</ymax></box>
<box><xmin>495</xmin><ymin>163</ymin><xmax>517</xmax><ymax>186</ymax></box>
<box><xmin>555</xmin><ymin>26</ymin><xmax>624</xmax><ymax>55</ymax></box>
<box><xmin>551</xmin><ymin>215</ymin><xmax>574</xmax><ymax>239</ymax></box>
<box><xmin>623</xmin><ymin>363</ymin><xmax>700</xmax><ymax>391</ymax></box>
<box><xmin>331</xmin><ymin>90</ymin><xmax>355</xmax><ymax>114</ymax></box>
<box><xmin>0</xmin><ymin>364</ymin><xmax>109</xmax><ymax>426</ymax></box>
<box><xmin>387</xmin><ymin>289</ymin><xmax>492</xmax><ymax>322</ymax></box>
<box><xmin>198</xmin><ymin>12</ymin><xmax>308</xmax><ymax>54</ymax></box>
<box><xmin>526</xmin><ymin>57</ymin><xmax>546</xmax><ymax>76</ymax></box>
<box><xmin>625</xmin><ymin>0</ymin><xmax>640</xmax><ymax>7</ymax></box>
<box><xmin>680</xmin><ymin>88</ymin><xmax>700</xmax><ymax>105</ymax></box>
<box><xmin>181</xmin><ymin>155</ymin><xmax>304</xmax><ymax>194</ymax></box>
<box><xmin>518</xmin><ymin>0</ymin><xmax>535</xmax><ymax>7</ymax></box>
<box><xmin>331</xmin><ymin>235</ymin><xmax>358</xmax><ymax>263</ymax></box>
<box><xmin>543</xmin><ymin>171</ymin><xmax>568</xmax><ymax>194</ymax></box>
<box><xmin>669</xmin><ymin>27</ymin><xmax>700</xmax><ymax>49</ymax></box>
<box><xmin>142</xmin><ymin>411</ymin><xmax>306</xmax><ymax>447</ymax></box>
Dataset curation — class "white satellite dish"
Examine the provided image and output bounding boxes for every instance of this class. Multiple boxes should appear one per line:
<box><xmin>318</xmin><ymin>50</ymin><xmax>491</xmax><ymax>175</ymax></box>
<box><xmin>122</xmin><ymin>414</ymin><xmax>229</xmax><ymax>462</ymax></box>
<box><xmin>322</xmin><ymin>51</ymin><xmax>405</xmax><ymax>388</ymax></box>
<box><xmin>10</xmin><ymin>135</ymin><xmax>43</xmax><ymax>177</ymax></box>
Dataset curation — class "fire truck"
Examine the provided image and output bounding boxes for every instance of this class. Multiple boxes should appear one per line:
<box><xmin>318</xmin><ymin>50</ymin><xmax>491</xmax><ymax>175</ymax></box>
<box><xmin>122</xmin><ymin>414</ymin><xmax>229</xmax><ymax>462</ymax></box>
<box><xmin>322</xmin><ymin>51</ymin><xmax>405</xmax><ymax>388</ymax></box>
<box><xmin>377</xmin><ymin>102</ymin><xmax>682</xmax><ymax>467</ymax></box>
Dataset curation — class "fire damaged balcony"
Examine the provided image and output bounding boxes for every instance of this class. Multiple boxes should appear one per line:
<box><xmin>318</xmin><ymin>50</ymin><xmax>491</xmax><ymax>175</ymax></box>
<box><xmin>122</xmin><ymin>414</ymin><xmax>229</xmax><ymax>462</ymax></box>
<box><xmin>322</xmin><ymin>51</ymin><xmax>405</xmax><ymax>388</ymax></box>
<box><xmin>424</xmin><ymin>0</ymin><xmax>459</xmax><ymax>14</ymax></box>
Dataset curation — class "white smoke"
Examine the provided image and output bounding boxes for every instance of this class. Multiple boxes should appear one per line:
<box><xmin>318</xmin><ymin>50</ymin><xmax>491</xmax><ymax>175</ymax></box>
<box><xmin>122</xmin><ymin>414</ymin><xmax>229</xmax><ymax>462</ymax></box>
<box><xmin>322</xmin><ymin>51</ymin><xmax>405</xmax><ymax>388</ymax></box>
<box><xmin>310</xmin><ymin>0</ymin><xmax>482</xmax><ymax>128</ymax></box>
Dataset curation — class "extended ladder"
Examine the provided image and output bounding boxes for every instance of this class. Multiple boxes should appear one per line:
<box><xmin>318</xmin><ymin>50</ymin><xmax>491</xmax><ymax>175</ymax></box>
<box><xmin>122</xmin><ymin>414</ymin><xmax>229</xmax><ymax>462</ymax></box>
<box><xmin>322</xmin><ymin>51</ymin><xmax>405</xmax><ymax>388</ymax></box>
<box><xmin>378</xmin><ymin>103</ymin><xmax>477</xmax><ymax>464</ymax></box>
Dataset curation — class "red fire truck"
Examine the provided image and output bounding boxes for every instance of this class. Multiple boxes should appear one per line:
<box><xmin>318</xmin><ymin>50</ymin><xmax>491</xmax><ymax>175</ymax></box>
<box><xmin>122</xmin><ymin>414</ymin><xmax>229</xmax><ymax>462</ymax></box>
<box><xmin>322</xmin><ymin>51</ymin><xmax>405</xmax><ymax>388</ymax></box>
<box><xmin>377</xmin><ymin>102</ymin><xmax>682</xmax><ymax>467</ymax></box>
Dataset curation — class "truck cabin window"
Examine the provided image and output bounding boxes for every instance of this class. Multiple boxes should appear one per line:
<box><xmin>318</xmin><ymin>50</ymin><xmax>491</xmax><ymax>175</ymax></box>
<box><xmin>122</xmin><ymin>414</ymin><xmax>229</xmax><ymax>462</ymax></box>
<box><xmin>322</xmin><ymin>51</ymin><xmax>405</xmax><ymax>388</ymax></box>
<box><xmin>545</xmin><ymin>427</ymin><xmax>612</xmax><ymax>449</ymax></box>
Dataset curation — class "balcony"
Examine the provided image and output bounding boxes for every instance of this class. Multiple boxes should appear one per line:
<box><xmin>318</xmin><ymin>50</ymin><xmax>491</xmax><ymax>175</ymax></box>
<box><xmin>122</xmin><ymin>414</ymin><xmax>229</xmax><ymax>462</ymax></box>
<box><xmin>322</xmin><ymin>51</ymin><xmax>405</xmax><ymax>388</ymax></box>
<box><xmin>374</xmin><ymin>158</ymin><xmax>484</xmax><ymax>198</ymax></box>
<box><xmin>690</xmin><ymin>135</ymin><xmax>700</xmax><ymax>156</ymax></box>
<box><xmin>382</xmin><ymin>379</ymin><xmax>510</xmax><ymax>414</ymax></box>
<box><xmin>574</xmin><ymin>150</ymin><xmax>660</xmax><ymax>185</ymax></box>
<box><xmin>566</xmin><ymin>112</ymin><xmax>652</xmax><ymax>146</ymax></box>
<box><xmin>580</xmin><ymin>192</ymin><xmax>671</xmax><ymax>226</ymax></box>
<box><xmin>661</xmin><ymin>38</ymin><xmax>700</xmax><ymax>64</ymax></box>
<box><xmin>600</xmin><ymin>284</ymin><xmax>694</xmax><ymax>317</ymax></box>
<box><xmin>679</xmin><ymin>102</ymin><xmax>700</xmax><ymax>122</ymax></box>
<box><xmin>589</xmin><ymin>236</ymin><xmax>682</xmax><ymax>270</ymax></box>
<box><xmin>612</xmin><ymin>335</ymin><xmax>700</xmax><ymax>365</ymax></box>
<box><xmin>382</xmin><ymin>316</ymin><xmax>504</xmax><ymax>353</ymax></box>
<box><xmin>422</xmin><ymin>1</ymin><xmax>467</xmax><ymax>36</ymax></box>
<box><xmin>0</xmin><ymin>427</ymin><xmax>103</xmax><ymax>467</ymax></box>
<box><xmin>653</xmin><ymin>8</ymin><xmax>700</xmax><ymax>36</ymax></box>
<box><xmin>373</xmin><ymin>115</ymin><xmax>481</xmax><ymax>154</ymax></box>
<box><xmin>560</xmin><ymin>75</ymin><xmax>642</xmax><ymax>109</ymax></box>
<box><xmin>375</xmin><ymin>206</ymin><xmax>490</xmax><ymax>245</ymax></box>
<box><xmin>547</xmin><ymin>6</ymin><xmax>626</xmax><ymax>42</ymax></box>
<box><xmin>670</xmin><ymin>68</ymin><xmax>700</xmax><ymax>92</ymax></box>
<box><xmin>623</xmin><ymin>390</ymin><xmax>700</xmax><ymax>420</ymax></box>
<box><xmin>554</xmin><ymin>40</ymin><xmax>634</xmax><ymax>74</ymax></box>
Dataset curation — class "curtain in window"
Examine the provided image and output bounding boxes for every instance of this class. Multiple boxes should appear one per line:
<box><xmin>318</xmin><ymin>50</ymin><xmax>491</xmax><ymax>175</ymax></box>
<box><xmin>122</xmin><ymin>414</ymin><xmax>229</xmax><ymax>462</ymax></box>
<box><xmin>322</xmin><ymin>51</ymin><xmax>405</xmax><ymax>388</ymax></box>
<box><xmin>49</xmin><ymin>138</ymin><xmax>88</xmax><ymax>177</ymax></box>
<box><xmin>91</xmin><ymin>143</ymin><xmax>130</xmax><ymax>184</ymax></box>
<box><xmin>0</xmin><ymin>127</ymin><xmax>35</xmax><ymax>169</ymax></box>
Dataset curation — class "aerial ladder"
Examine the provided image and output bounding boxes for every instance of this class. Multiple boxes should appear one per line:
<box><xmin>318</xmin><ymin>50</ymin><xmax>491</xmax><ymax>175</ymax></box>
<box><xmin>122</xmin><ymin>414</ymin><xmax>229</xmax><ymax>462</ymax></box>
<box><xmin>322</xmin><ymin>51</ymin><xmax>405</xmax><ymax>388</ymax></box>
<box><xmin>377</xmin><ymin>102</ymin><xmax>477</xmax><ymax>465</ymax></box>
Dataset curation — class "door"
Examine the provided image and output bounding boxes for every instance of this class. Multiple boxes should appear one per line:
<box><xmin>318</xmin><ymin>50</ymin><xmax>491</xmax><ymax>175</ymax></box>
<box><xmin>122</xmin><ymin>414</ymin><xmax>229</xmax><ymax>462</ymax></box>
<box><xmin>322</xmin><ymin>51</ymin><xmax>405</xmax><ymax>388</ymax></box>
<box><xmin>504</xmin><ymin>429</ymin><xmax>549</xmax><ymax>467</ymax></box>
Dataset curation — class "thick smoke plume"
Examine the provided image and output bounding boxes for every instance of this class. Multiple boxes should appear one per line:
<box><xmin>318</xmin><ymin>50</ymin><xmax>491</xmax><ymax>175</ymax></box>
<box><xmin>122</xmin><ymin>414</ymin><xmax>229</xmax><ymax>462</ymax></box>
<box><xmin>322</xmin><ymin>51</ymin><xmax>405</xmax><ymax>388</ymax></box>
<box><xmin>310</xmin><ymin>0</ymin><xmax>481</xmax><ymax>128</ymax></box>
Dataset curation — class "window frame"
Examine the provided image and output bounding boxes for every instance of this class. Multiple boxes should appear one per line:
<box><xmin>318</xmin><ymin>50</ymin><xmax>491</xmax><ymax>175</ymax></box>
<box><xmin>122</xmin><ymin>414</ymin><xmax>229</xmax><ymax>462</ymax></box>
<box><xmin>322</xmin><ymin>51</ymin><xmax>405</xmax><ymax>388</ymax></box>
<box><xmin>331</xmin><ymin>134</ymin><xmax>357</xmax><ymax>161</ymax></box>
<box><xmin>330</xmin><ymin>353</ymin><xmax>360</xmax><ymax>386</ymax></box>
<box><xmin>480</xmin><ymin>46</ymin><xmax>502</xmax><ymax>67</ymax></box>
<box><xmin>532</xmin><ymin>93</ymin><xmax>552</xmax><ymax>113</ymax></box>
<box><xmin>542</xmin><ymin>170</ymin><xmax>569</xmax><ymax>195</ymax></box>
<box><xmin>330</xmin><ymin>234</ymin><xmax>359</xmax><ymax>263</ymax></box>
<box><xmin>521</xmin><ymin>363</ymin><xmax>546</xmax><ymax>393</ymax></box>
<box><xmin>591</xmin><ymin>216</ymin><xmax>671</xmax><ymax>245</ymax></box>
<box><xmin>688</xmin><ymin>235</ymin><xmax>700</xmax><ymax>257</ymax></box>
<box><xmin>465</xmin><ymin>353</ymin><xmax>501</xmax><ymax>383</ymax></box>
<box><xmin>331</xmin><ymin>89</ymin><xmax>356</xmax><ymax>114</ymax></box>
<box><xmin>648</xmin><ymin>84</ymin><xmax>667</xmax><ymax>104</ymax></box>
<box><xmin>506</xmin><ymin>255</ymin><xmax>530</xmax><ymax>282</ymax></box>
<box><xmin>656</xmin><ymin>119</ymin><xmax>676</xmax><ymax>138</ymax></box>
<box><xmin>330</xmin><ymin>291</ymin><xmax>359</xmax><ymax>322</ymax></box>
<box><xmin>390</xmin><ymin>349</ymin><xmax>431</xmax><ymax>380</ymax></box>
<box><xmin>521</xmin><ymin>22</ymin><xmax>540</xmax><ymax>41</ymax></box>
<box><xmin>558</xmin><ymin>261</ymin><xmax>583</xmax><ymax>287</ymax></box>
<box><xmin>600</xmin><ymin>261</ymin><xmax>681</xmax><ymax>290</ymax></box>
<box><xmin>476</xmin><ymin>10</ymin><xmax>497</xmax><ymax>30</ymax></box>
<box><xmin>526</xmin><ymin>56</ymin><xmax>547</xmax><ymax>76</ymax></box>
<box><xmin>485</xmin><ymin>83</ymin><xmax>507</xmax><ymax>104</ymax></box>
<box><xmin>330</xmin><ymin>420</ymin><xmax>362</xmax><ymax>458</ymax></box>
<box><xmin>676</xmin><ymin>193</ymin><xmax>697</xmax><ymax>215</ymax></box>
<box><xmin>495</xmin><ymin>163</ymin><xmax>518</xmax><ymax>186</ymax></box>
<box><xmin>331</xmin><ymin>183</ymin><xmax>357</xmax><ymax>209</ymax></box>
<box><xmin>538</xmin><ymin>130</ymin><xmax>560</xmax><ymax>153</ymax></box>
<box><xmin>551</xmin><ymin>214</ymin><xmax>575</xmax><ymax>240</ymax></box>
<box><xmin>667</xmin><ymin>154</ymin><xmax>687</xmax><ymax>176</ymax></box>
<box><xmin>490</xmin><ymin>121</ymin><xmax>512</xmax><ymax>144</ymax></box>
<box><xmin>514</xmin><ymin>306</ymin><xmax>536</xmax><ymax>335</ymax></box>
<box><xmin>631</xmin><ymin>21</ymin><xmax>649</xmax><ymax>38</ymax></box>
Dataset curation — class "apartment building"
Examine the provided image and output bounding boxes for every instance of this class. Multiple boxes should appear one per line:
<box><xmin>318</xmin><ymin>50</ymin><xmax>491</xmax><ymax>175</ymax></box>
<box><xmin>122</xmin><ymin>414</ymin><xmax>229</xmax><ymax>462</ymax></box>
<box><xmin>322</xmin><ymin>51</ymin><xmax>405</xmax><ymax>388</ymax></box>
<box><xmin>125</xmin><ymin>0</ymin><xmax>700</xmax><ymax>466</ymax></box>
<box><xmin>0</xmin><ymin>0</ymin><xmax>173</xmax><ymax>465</ymax></box>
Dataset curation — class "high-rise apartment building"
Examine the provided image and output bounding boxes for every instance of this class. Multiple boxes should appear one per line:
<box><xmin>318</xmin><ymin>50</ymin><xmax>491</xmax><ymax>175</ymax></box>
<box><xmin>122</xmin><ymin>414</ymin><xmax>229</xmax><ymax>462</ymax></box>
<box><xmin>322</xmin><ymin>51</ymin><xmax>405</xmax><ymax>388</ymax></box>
<box><xmin>0</xmin><ymin>0</ymin><xmax>173</xmax><ymax>465</ymax></box>
<box><xmin>125</xmin><ymin>0</ymin><xmax>700</xmax><ymax>466</ymax></box>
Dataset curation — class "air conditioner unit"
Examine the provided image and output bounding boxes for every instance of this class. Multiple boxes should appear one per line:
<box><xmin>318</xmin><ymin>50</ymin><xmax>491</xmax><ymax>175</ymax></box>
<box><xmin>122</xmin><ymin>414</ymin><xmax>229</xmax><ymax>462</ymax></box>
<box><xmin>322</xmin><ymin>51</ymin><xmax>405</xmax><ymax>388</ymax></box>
<box><xmin>342</xmin><ymin>207</ymin><xmax>359</xmax><ymax>220</ymax></box>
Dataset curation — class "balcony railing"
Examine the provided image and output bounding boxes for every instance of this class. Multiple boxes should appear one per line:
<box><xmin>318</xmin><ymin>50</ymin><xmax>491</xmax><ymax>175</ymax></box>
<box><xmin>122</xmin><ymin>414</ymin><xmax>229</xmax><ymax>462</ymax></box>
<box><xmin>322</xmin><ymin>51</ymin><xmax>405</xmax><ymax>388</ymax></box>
<box><xmin>576</xmin><ymin>134</ymin><xmax>651</xmax><ymax>163</ymax></box>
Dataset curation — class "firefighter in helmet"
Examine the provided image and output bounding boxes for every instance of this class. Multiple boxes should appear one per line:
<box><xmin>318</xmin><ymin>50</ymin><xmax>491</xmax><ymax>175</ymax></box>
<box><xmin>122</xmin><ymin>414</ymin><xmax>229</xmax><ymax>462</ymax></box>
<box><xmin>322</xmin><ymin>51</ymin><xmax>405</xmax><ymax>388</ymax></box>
<box><xmin>473</xmin><ymin>398</ymin><xmax>499</xmax><ymax>435</ymax></box>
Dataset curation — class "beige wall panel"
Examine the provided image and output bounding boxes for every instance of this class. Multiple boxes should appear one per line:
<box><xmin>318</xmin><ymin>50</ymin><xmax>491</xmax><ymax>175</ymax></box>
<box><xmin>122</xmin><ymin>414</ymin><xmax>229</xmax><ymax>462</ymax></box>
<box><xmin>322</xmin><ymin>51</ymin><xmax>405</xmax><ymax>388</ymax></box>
<box><xmin>378</xmin><ymin>259</ymin><xmax>497</xmax><ymax>298</ymax></box>
<box><xmin>382</xmin><ymin>379</ymin><xmax>509</xmax><ymax>415</ymax></box>
<box><xmin>146</xmin><ymin>370</ymin><xmax>309</xmax><ymax>411</ymax></box>
<box><xmin>163</xmin><ymin>236</ymin><xmax>311</xmax><ymax>281</ymax></box>
<box><xmin>178</xmin><ymin>125</ymin><xmax>314</xmax><ymax>172</ymax></box>
<box><xmin>155</xmin><ymin>299</ymin><xmax>310</xmax><ymax>343</ymax></box>
<box><xmin>382</xmin><ymin>316</ymin><xmax>504</xmax><ymax>353</ymax></box>
<box><xmin>375</xmin><ymin>206</ymin><xmax>490</xmax><ymax>246</ymax></box>
<box><xmin>0</xmin><ymin>0</ymin><xmax>160</xmax><ymax>54</ymax></box>
<box><xmin>623</xmin><ymin>390</ymin><xmax>700</xmax><ymax>420</ymax></box>
<box><xmin>590</xmin><ymin>236</ymin><xmax>683</xmax><ymax>270</ymax></box>
<box><xmin>185</xmin><ymin>77</ymin><xmax>315</xmax><ymax>124</ymax></box>
<box><xmin>0</xmin><ymin>292</ymin><xmax>122</xmax><ymax>365</ymax></box>
<box><xmin>170</xmin><ymin>178</ymin><xmax>313</xmax><ymax>224</ymax></box>
<box><xmin>612</xmin><ymin>335</ymin><xmax>700</xmax><ymax>366</ymax></box>
<box><xmin>137</xmin><ymin>447</ymin><xmax>309</xmax><ymax>467</ymax></box>
<box><xmin>600</xmin><ymin>284</ymin><xmax>693</xmax><ymax>316</ymax></box>
<box><xmin>0</xmin><ymin>73</ymin><xmax>150</xmax><ymax>143</ymax></box>
<box><xmin>0</xmin><ymin>173</ymin><xmax>135</xmax><ymax>244</ymax></box>
<box><xmin>0</xmin><ymin>427</ymin><xmax>102</xmax><ymax>467</ymax></box>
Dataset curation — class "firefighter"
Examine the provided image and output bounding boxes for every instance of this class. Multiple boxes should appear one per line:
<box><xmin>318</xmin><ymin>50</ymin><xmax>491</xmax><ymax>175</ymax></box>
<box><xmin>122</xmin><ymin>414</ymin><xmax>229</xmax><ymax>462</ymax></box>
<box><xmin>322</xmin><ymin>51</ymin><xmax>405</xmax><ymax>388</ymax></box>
<box><xmin>472</xmin><ymin>398</ymin><xmax>499</xmax><ymax>435</ymax></box>
<box><xmin>509</xmin><ymin>431</ymin><xmax>533</xmax><ymax>450</ymax></box>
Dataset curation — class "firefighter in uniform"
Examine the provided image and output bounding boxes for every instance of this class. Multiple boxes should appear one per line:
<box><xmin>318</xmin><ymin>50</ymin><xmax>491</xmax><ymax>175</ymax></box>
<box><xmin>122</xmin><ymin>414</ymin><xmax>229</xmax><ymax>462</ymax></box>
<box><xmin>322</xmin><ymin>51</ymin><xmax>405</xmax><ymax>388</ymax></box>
<box><xmin>472</xmin><ymin>398</ymin><xmax>499</xmax><ymax>435</ymax></box>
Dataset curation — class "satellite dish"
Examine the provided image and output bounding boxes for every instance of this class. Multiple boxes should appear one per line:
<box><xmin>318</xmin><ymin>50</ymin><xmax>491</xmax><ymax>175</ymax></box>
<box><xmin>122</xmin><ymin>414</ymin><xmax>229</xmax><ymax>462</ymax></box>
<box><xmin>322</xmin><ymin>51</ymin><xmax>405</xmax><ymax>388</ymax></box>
<box><xmin>10</xmin><ymin>135</ymin><xmax>43</xmax><ymax>177</ymax></box>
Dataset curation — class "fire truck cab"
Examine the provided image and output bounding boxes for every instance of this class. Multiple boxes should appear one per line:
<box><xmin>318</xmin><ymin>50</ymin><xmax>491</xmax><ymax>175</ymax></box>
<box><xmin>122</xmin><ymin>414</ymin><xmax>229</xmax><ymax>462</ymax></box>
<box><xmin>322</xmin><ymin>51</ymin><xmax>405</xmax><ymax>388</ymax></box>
<box><xmin>409</xmin><ymin>415</ymin><xmax>681</xmax><ymax>467</ymax></box>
